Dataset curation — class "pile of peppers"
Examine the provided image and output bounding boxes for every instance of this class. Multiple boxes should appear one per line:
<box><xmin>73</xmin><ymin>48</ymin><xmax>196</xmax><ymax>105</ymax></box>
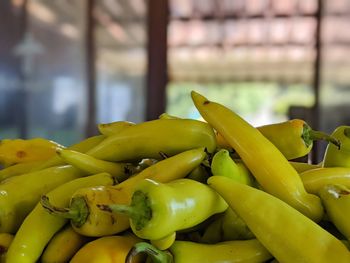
<box><xmin>1</xmin><ymin>90</ymin><xmax>350</xmax><ymax>263</ymax></box>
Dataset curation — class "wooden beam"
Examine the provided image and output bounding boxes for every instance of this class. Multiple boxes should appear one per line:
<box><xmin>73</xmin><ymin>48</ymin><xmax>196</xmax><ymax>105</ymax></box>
<box><xmin>146</xmin><ymin>0</ymin><xmax>168</xmax><ymax>120</ymax></box>
<box><xmin>85</xmin><ymin>0</ymin><xmax>97</xmax><ymax>137</ymax></box>
<box><xmin>311</xmin><ymin>0</ymin><xmax>323</xmax><ymax>163</ymax></box>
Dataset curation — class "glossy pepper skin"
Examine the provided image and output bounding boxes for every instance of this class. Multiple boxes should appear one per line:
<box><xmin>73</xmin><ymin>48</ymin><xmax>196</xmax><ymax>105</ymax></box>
<box><xmin>6</xmin><ymin>173</ymin><xmax>115</xmax><ymax>263</ymax></box>
<box><xmin>0</xmin><ymin>138</ymin><xmax>63</xmax><ymax>167</ymax></box>
<box><xmin>216</xmin><ymin>119</ymin><xmax>340</xmax><ymax>160</ymax></box>
<box><xmin>86</xmin><ymin>118</ymin><xmax>216</xmax><ymax>162</ymax></box>
<box><xmin>70</xmin><ymin>234</ymin><xmax>143</xmax><ymax>263</ymax></box>
<box><xmin>41</xmin><ymin>148</ymin><xmax>207</xmax><ymax>237</ymax></box>
<box><xmin>191</xmin><ymin>91</ymin><xmax>323</xmax><ymax>222</ymax></box>
<box><xmin>319</xmin><ymin>185</ymin><xmax>350</xmax><ymax>240</ymax></box>
<box><xmin>200</xmin><ymin>208</ymin><xmax>255</xmax><ymax>244</ymax></box>
<box><xmin>40</xmin><ymin>225</ymin><xmax>91</xmax><ymax>263</ymax></box>
<box><xmin>289</xmin><ymin>161</ymin><xmax>320</xmax><ymax>173</ymax></box>
<box><xmin>0</xmin><ymin>165</ymin><xmax>84</xmax><ymax>233</ymax></box>
<box><xmin>323</xmin><ymin>126</ymin><xmax>350</xmax><ymax>167</ymax></box>
<box><xmin>0</xmin><ymin>161</ymin><xmax>42</xmax><ymax>182</ymax></box>
<box><xmin>208</xmin><ymin>176</ymin><xmax>350</xmax><ymax>263</ymax></box>
<box><xmin>211</xmin><ymin>149</ymin><xmax>254</xmax><ymax>185</ymax></box>
<box><xmin>56</xmin><ymin>148</ymin><xmax>136</xmax><ymax>182</ymax></box>
<box><xmin>127</xmin><ymin>239</ymin><xmax>272</xmax><ymax>263</ymax></box>
<box><xmin>300</xmin><ymin>167</ymin><xmax>350</xmax><ymax>194</ymax></box>
<box><xmin>32</xmin><ymin>135</ymin><xmax>105</xmax><ymax>171</ymax></box>
<box><xmin>97</xmin><ymin>120</ymin><xmax>135</xmax><ymax>136</ymax></box>
<box><xmin>100</xmin><ymin>178</ymin><xmax>228</xmax><ymax>241</ymax></box>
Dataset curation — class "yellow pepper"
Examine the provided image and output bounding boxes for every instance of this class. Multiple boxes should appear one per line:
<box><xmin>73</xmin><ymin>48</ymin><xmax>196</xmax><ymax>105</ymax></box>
<box><xmin>216</xmin><ymin>119</ymin><xmax>340</xmax><ymax>160</ymax></box>
<box><xmin>323</xmin><ymin>126</ymin><xmax>350</xmax><ymax>167</ymax></box>
<box><xmin>300</xmin><ymin>167</ymin><xmax>350</xmax><ymax>194</ymax></box>
<box><xmin>0</xmin><ymin>138</ymin><xmax>62</xmax><ymax>167</ymax></box>
<box><xmin>97</xmin><ymin>120</ymin><xmax>135</xmax><ymax>136</ymax></box>
<box><xmin>99</xmin><ymin>178</ymin><xmax>228</xmax><ymax>241</ymax></box>
<box><xmin>70</xmin><ymin>234</ymin><xmax>143</xmax><ymax>263</ymax></box>
<box><xmin>191</xmin><ymin>91</ymin><xmax>323</xmax><ymax>222</ymax></box>
<box><xmin>319</xmin><ymin>184</ymin><xmax>350</xmax><ymax>240</ymax></box>
<box><xmin>86</xmin><ymin>118</ymin><xmax>216</xmax><ymax>161</ymax></box>
<box><xmin>6</xmin><ymin>172</ymin><xmax>115</xmax><ymax>263</ymax></box>
<box><xmin>126</xmin><ymin>239</ymin><xmax>272</xmax><ymax>263</ymax></box>
<box><xmin>40</xmin><ymin>224</ymin><xmax>91</xmax><ymax>263</ymax></box>
<box><xmin>33</xmin><ymin>135</ymin><xmax>105</xmax><ymax>171</ymax></box>
<box><xmin>208</xmin><ymin>175</ymin><xmax>350</xmax><ymax>263</ymax></box>
<box><xmin>0</xmin><ymin>161</ymin><xmax>42</xmax><ymax>182</ymax></box>
<box><xmin>0</xmin><ymin>165</ymin><xmax>84</xmax><ymax>233</ymax></box>
<box><xmin>41</xmin><ymin>148</ymin><xmax>207</xmax><ymax>237</ymax></box>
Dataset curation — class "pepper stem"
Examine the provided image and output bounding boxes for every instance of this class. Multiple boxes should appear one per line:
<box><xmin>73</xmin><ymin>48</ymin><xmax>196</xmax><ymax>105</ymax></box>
<box><xmin>40</xmin><ymin>195</ymin><xmax>89</xmax><ymax>227</ymax></box>
<box><xmin>126</xmin><ymin>242</ymin><xmax>173</xmax><ymax>263</ymax></box>
<box><xmin>302</xmin><ymin>124</ymin><xmax>341</xmax><ymax>149</ymax></box>
<box><xmin>97</xmin><ymin>190</ymin><xmax>152</xmax><ymax>231</ymax></box>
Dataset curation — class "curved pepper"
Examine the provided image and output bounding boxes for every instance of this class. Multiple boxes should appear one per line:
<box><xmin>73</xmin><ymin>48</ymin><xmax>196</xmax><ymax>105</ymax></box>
<box><xmin>211</xmin><ymin>149</ymin><xmax>255</xmax><ymax>185</ymax></box>
<box><xmin>97</xmin><ymin>120</ymin><xmax>135</xmax><ymax>136</ymax></box>
<box><xmin>289</xmin><ymin>161</ymin><xmax>320</xmax><ymax>173</ymax></box>
<box><xmin>323</xmin><ymin>126</ymin><xmax>350</xmax><ymax>167</ymax></box>
<box><xmin>41</xmin><ymin>148</ymin><xmax>207</xmax><ymax>237</ymax></box>
<box><xmin>208</xmin><ymin>175</ymin><xmax>350</xmax><ymax>263</ymax></box>
<box><xmin>200</xmin><ymin>207</ymin><xmax>255</xmax><ymax>244</ymax></box>
<box><xmin>300</xmin><ymin>167</ymin><xmax>350</xmax><ymax>194</ymax></box>
<box><xmin>319</xmin><ymin>184</ymin><xmax>350</xmax><ymax>240</ymax></box>
<box><xmin>70</xmin><ymin>234</ymin><xmax>143</xmax><ymax>263</ymax></box>
<box><xmin>41</xmin><ymin>225</ymin><xmax>90</xmax><ymax>263</ymax></box>
<box><xmin>56</xmin><ymin>148</ymin><xmax>137</xmax><ymax>182</ymax></box>
<box><xmin>0</xmin><ymin>165</ymin><xmax>84</xmax><ymax>233</ymax></box>
<box><xmin>0</xmin><ymin>161</ymin><xmax>42</xmax><ymax>182</ymax></box>
<box><xmin>0</xmin><ymin>138</ymin><xmax>63</xmax><ymax>167</ymax></box>
<box><xmin>6</xmin><ymin>172</ymin><xmax>115</xmax><ymax>263</ymax></box>
<box><xmin>191</xmin><ymin>91</ymin><xmax>323</xmax><ymax>222</ymax></box>
<box><xmin>33</xmin><ymin>135</ymin><xmax>105</xmax><ymax>171</ymax></box>
<box><xmin>86</xmin><ymin>118</ymin><xmax>216</xmax><ymax>162</ymax></box>
<box><xmin>99</xmin><ymin>178</ymin><xmax>228</xmax><ymax>241</ymax></box>
<box><xmin>126</xmin><ymin>240</ymin><xmax>272</xmax><ymax>263</ymax></box>
<box><xmin>216</xmin><ymin>119</ymin><xmax>340</xmax><ymax>160</ymax></box>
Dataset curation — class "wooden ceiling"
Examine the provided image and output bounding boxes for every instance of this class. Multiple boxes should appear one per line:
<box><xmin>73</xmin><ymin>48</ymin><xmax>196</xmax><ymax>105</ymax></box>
<box><xmin>25</xmin><ymin>0</ymin><xmax>350</xmax><ymax>83</ymax></box>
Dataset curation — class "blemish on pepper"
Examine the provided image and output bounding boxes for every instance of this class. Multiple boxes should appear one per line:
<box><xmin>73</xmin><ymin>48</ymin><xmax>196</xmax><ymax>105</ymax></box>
<box><xmin>16</xmin><ymin>150</ymin><xmax>26</xmax><ymax>158</ymax></box>
<box><xmin>203</xmin><ymin>100</ymin><xmax>210</xmax><ymax>105</ymax></box>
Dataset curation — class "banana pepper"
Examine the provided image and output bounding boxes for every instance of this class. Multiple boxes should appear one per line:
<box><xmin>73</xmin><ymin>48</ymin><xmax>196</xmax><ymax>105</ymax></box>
<box><xmin>6</xmin><ymin>172</ymin><xmax>115</xmax><ymax>263</ymax></box>
<box><xmin>0</xmin><ymin>138</ymin><xmax>62</xmax><ymax>167</ymax></box>
<box><xmin>33</xmin><ymin>135</ymin><xmax>105</xmax><ymax>171</ymax></box>
<box><xmin>319</xmin><ymin>184</ymin><xmax>350</xmax><ymax>240</ymax></box>
<box><xmin>126</xmin><ymin>239</ymin><xmax>272</xmax><ymax>263</ymax></box>
<box><xmin>216</xmin><ymin>119</ymin><xmax>340</xmax><ymax>160</ymax></box>
<box><xmin>300</xmin><ymin>167</ymin><xmax>350</xmax><ymax>194</ymax></box>
<box><xmin>208</xmin><ymin>175</ymin><xmax>350</xmax><ymax>263</ymax></box>
<box><xmin>191</xmin><ymin>91</ymin><xmax>323</xmax><ymax>222</ymax></box>
<box><xmin>70</xmin><ymin>234</ymin><xmax>143</xmax><ymax>263</ymax></box>
<box><xmin>99</xmin><ymin>178</ymin><xmax>228</xmax><ymax>241</ymax></box>
<box><xmin>323</xmin><ymin>126</ymin><xmax>350</xmax><ymax>167</ymax></box>
<box><xmin>97</xmin><ymin>120</ymin><xmax>135</xmax><ymax>136</ymax></box>
<box><xmin>86</xmin><ymin>118</ymin><xmax>216</xmax><ymax>162</ymax></box>
<box><xmin>41</xmin><ymin>148</ymin><xmax>207</xmax><ymax>237</ymax></box>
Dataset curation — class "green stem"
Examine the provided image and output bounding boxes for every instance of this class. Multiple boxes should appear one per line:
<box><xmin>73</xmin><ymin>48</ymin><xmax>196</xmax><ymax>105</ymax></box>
<box><xmin>126</xmin><ymin>242</ymin><xmax>173</xmax><ymax>263</ymax></box>
<box><xmin>40</xmin><ymin>195</ymin><xmax>89</xmax><ymax>228</ymax></box>
<box><xmin>97</xmin><ymin>190</ymin><xmax>152</xmax><ymax>231</ymax></box>
<box><xmin>302</xmin><ymin>124</ymin><xmax>341</xmax><ymax>149</ymax></box>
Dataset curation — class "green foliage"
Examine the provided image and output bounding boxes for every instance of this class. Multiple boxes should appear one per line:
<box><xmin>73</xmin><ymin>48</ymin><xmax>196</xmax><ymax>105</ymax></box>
<box><xmin>166</xmin><ymin>82</ymin><xmax>315</xmax><ymax>126</ymax></box>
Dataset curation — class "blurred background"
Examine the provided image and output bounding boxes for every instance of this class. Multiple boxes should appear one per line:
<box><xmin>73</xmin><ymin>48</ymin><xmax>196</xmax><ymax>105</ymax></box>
<box><xmin>0</xmin><ymin>0</ymin><xmax>349</xmax><ymax>162</ymax></box>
